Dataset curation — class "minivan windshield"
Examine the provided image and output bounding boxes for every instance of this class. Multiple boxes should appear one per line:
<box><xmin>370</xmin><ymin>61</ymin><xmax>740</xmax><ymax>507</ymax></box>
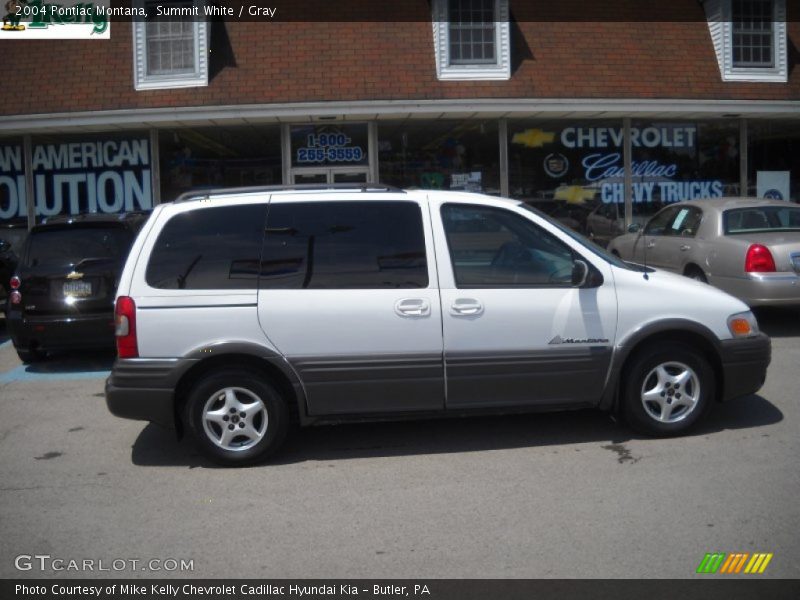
<box><xmin>519</xmin><ymin>203</ymin><xmax>636</xmax><ymax>270</ymax></box>
<box><xmin>25</xmin><ymin>226</ymin><xmax>132</xmax><ymax>268</ymax></box>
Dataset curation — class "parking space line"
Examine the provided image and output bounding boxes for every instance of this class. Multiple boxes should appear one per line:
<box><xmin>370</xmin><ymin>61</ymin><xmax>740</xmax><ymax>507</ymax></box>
<box><xmin>0</xmin><ymin>366</ymin><xmax>110</xmax><ymax>384</ymax></box>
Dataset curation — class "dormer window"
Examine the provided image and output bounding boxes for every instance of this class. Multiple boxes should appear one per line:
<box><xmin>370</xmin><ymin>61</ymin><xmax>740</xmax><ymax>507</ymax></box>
<box><xmin>705</xmin><ymin>0</ymin><xmax>787</xmax><ymax>82</ymax></box>
<box><xmin>133</xmin><ymin>1</ymin><xmax>209</xmax><ymax>91</ymax></box>
<box><xmin>432</xmin><ymin>0</ymin><xmax>511</xmax><ymax>81</ymax></box>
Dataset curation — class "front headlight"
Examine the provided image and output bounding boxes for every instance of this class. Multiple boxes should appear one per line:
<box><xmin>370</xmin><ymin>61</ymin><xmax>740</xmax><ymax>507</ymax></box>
<box><xmin>727</xmin><ymin>311</ymin><xmax>759</xmax><ymax>338</ymax></box>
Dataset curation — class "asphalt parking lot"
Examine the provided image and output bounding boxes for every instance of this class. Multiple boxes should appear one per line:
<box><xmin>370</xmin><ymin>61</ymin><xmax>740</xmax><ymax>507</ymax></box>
<box><xmin>0</xmin><ymin>309</ymin><xmax>799</xmax><ymax>580</ymax></box>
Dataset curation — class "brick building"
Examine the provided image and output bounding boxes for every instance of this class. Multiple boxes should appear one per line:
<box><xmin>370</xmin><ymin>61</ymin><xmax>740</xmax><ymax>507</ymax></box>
<box><xmin>1</xmin><ymin>0</ymin><xmax>799</xmax><ymax>230</ymax></box>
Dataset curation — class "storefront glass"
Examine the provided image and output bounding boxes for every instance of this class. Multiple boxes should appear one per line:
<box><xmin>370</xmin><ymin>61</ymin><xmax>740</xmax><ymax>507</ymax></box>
<box><xmin>3</xmin><ymin>133</ymin><xmax>154</xmax><ymax>226</ymax></box>
<box><xmin>290</xmin><ymin>123</ymin><xmax>369</xmax><ymax>168</ymax></box>
<box><xmin>159</xmin><ymin>125</ymin><xmax>282</xmax><ymax>201</ymax></box>
<box><xmin>630</xmin><ymin>120</ymin><xmax>740</xmax><ymax>202</ymax></box>
<box><xmin>508</xmin><ymin>119</ymin><xmax>622</xmax><ymax>235</ymax></box>
<box><xmin>378</xmin><ymin>119</ymin><xmax>500</xmax><ymax>194</ymax></box>
<box><xmin>508</xmin><ymin>119</ymin><xmax>742</xmax><ymax>237</ymax></box>
<box><xmin>0</xmin><ymin>137</ymin><xmax>25</xmax><ymax>227</ymax></box>
<box><xmin>748</xmin><ymin>120</ymin><xmax>800</xmax><ymax>202</ymax></box>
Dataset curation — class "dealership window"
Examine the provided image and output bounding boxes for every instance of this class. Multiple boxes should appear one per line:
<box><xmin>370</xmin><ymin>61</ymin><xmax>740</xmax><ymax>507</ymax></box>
<box><xmin>507</xmin><ymin>120</ymin><xmax>741</xmax><ymax>238</ymax></box>
<box><xmin>29</xmin><ymin>132</ymin><xmax>153</xmax><ymax>224</ymax></box>
<box><xmin>747</xmin><ymin>120</ymin><xmax>800</xmax><ymax>202</ymax></box>
<box><xmin>378</xmin><ymin>119</ymin><xmax>500</xmax><ymax>194</ymax></box>
<box><xmin>158</xmin><ymin>125</ymin><xmax>282</xmax><ymax>202</ymax></box>
<box><xmin>507</xmin><ymin>120</ymin><xmax>625</xmax><ymax>238</ymax></box>
<box><xmin>705</xmin><ymin>0</ymin><xmax>787</xmax><ymax>82</ymax></box>
<box><xmin>431</xmin><ymin>0</ymin><xmax>511</xmax><ymax>80</ymax></box>
<box><xmin>133</xmin><ymin>1</ymin><xmax>208</xmax><ymax>91</ymax></box>
<box><xmin>0</xmin><ymin>139</ymin><xmax>25</xmax><ymax>228</ymax></box>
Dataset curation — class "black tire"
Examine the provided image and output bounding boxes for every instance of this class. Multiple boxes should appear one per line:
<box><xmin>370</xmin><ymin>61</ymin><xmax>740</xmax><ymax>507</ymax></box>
<box><xmin>685</xmin><ymin>266</ymin><xmax>708</xmax><ymax>283</ymax></box>
<box><xmin>623</xmin><ymin>342</ymin><xmax>715</xmax><ymax>436</ymax></box>
<box><xmin>185</xmin><ymin>368</ymin><xmax>289</xmax><ymax>466</ymax></box>
<box><xmin>16</xmin><ymin>346</ymin><xmax>44</xmax><ymax>364</ymax></box>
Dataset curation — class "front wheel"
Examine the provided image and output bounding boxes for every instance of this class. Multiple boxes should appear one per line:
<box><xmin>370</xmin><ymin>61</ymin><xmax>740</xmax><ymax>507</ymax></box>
<box><xmin>186</xmin><ymin>368</ymin><xmax>289</xmax><ymax>466</ymax></box>
<box><xmin>623</xmin><ymin>342</ymin><xmax>714</xmax><ymax>436</ymax></box>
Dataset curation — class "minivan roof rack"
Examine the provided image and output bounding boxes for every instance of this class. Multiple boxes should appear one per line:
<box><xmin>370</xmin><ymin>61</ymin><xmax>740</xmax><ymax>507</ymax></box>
<box><xmin>174</xmin><ymin>183</ymin><xmax>405</xmax><ymax>203</ymax></box>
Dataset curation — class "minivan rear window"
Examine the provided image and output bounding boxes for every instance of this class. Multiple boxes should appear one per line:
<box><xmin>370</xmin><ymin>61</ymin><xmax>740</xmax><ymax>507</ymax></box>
<box><xmin>25</xmin><ymin>226</ymin><xmax>132</xmax><ymax>268</ymax></box>
<box><xmin>724</xmin><ymin>206</ymin><xmax>800</xmax><ymax>234</ymax></box>
<box><xmin>260</xmin><ymin>201</ymin><xmax>428</xmax><ymax>289</ymax></box>
<box><xmin>146</xmin><ymin>204</ymin><xmax>268</xmax><ymax>290</ymax></box>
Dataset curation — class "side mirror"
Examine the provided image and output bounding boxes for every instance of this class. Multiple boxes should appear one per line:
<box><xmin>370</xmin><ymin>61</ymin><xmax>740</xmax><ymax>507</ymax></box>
<box><xmin>627</xmin><ymin>223</ymin><xmax>641</xmax><ymax>234</ymax></box>
<box><xmin>571</xmin><ymin>259</ymin><xmax>589</xmax><ymax>287</ymax></box>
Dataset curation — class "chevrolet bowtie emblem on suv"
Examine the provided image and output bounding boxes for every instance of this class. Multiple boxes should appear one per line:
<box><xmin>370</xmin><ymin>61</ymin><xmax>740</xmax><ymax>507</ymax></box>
<box><xmin>66</xmin><ymin>271</ymin><xmax>84</xmax><ymax>280</ymax></box>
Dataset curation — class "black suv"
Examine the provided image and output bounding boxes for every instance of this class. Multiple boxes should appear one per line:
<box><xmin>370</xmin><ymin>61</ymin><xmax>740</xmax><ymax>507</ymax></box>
<box><xmin>0</xmin><ymin>221</ymin><xmax>28</xmax><ymax>314</ymax></box>
<box><xmin>7</xmin><ymin>213</ymin><xmax>147</xmax><ymax>362</ymax></box>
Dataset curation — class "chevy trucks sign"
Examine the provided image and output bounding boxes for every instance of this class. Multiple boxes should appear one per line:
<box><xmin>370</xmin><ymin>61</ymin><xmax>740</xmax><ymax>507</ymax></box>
<box><xmin>510</xmin><ymin>122</ymin><xmax>733</xmax><ymax>204</ymax></box>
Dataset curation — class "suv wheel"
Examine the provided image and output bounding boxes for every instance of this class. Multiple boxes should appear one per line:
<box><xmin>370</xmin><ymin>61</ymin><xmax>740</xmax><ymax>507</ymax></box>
<box><xmin>186</xmin><ymin>369</ymin><xmax>289</xmax><ymax>466</ymax></box>
<box><xmin>623</xmin><ymin>342</ymin><xmax>714</xmax><ymax>436</ymax></box>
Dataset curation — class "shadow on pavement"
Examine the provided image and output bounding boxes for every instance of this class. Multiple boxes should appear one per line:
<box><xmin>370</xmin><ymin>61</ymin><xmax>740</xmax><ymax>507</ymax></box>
<box><xmin>754</xmin><ymin>306</ymin><xmax>800</xmax><ymax>338</ymax></box>
<box><xmin>130</xmin><ymin>394</ymin><xmax>782</xmax><ymax>469</ymax></box>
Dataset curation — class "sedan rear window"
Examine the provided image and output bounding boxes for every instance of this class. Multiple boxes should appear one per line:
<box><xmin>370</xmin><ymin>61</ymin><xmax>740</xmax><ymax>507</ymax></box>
<box><xmin>724</xmin><ymin>206</ymin><xmax>800</xmax><ymax>234</ymax></box>
<box><xmin>25</xmin><ymin>227</ymin><xmax>132</xmax><ymax>268</ymax></box>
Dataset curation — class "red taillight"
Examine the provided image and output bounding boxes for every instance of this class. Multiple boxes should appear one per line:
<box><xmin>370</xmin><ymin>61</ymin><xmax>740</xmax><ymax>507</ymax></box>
<box><xmin>10</xmin><ymin>276</ymin><xmax>20</xmax><ymax>290</ymax></box>
<box><xmin>745</xmin><ymin>244</ymin><xmax>776</xmax><ymax>273</ymax></box>
<box><xmin>114</xmin><ymin>296</ymin><xmax>138</xmax><ymax>358</ymax></box>
<box><xmin>10</xmin><ymin>290</ymin><xmax>21</xmax><ymax>305</ymax></box>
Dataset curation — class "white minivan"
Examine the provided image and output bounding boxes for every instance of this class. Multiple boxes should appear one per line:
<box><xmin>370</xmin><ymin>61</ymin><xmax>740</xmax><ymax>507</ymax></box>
<box><xmin>106</xmin><ymin>185</ymin><xmax>771</xmax><ymax>465</ymax></box>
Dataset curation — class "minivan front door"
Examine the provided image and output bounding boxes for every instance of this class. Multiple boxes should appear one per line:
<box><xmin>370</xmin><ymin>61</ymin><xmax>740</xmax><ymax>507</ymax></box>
<box><xmin>434</xmin><ymin>202</ymin><xmax>617</xmax><ymax>410</ymax></box>
<box><xmin>257</xmin><ymin>198</ymin><xmax>444</xmax><ymax>416</ymax></box>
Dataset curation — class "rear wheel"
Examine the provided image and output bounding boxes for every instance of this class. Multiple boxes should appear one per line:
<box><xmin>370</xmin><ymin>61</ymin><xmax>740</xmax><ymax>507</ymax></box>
<box><xmin>186</xmin><ymin>368</ymin><xmax>289</xmax><ymax>466</ymax></box>
<box><xmin>623</xmin><ymin>342</ymin><xmax>714</xmax><ymax>436</ymax></box>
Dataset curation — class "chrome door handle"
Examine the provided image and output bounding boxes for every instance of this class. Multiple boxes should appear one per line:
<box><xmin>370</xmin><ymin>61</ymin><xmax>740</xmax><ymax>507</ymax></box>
<box><xmin>394</xmin><ymin>298</ymin><xmax>430</xmax><ymax>317</ymax></box>
<box><xmin>450</xmin><ymin>298</ymin><xmax>484</xmax><ymax>316</ymax></box>
<box><xmin>680</xmin><ymin>245</ymin><xmax>691</xmax><ymax>251</ymax></box>
<box><xmin>647</xmin><ymin>241</ymin><xmax>656</xmax><ymax>249</ymax></box>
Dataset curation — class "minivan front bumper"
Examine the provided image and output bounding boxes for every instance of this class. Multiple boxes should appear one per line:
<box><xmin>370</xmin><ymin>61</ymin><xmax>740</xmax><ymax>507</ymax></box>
<box><xmin>718</xmin><ymin>333</ymin><xmax>771</xmax><ymax>402</ymax></box>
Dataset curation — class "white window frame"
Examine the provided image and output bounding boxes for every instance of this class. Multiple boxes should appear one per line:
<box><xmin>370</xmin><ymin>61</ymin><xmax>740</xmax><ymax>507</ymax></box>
<box><xmin>432</xmin><ymin>0</ymin><xmax>511</xmax><ymax>81</ymax></box>
<box><xmin>706</xmin><ymin>0</ymin><xmax>787</xmax><ymax>83</ymax></box>
<box><xmin>132</xmin><ymin>0</ymin><xmax>208</xmax><ymax>91</ymax></box>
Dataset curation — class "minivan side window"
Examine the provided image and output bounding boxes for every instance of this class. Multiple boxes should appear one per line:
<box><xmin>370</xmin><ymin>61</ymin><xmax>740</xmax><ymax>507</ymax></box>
<box><xmin>260</xmin><ymin>201</ymin><xmax>428</xmax><ymax>289</ymax></box>
<box><xmin>441</xmin><ymin>204</ymin><xmax>576</xmax><ymax>288</ymax></box>
<box><xmin>146</xmin><ymin>204</ymin><xmax>267</xmax><ymax>289</ymax></box>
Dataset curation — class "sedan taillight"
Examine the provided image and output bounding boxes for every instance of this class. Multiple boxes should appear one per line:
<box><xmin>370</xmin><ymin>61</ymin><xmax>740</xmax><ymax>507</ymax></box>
<box><xmin>114</xmin><ymin>296</ymin><xmax>138</xmax><ymax>358</ymax></box>
<box><xmin>744</xmin><ymin>244</ymin><xmax>776</xmax><ymax>273</ymax></box>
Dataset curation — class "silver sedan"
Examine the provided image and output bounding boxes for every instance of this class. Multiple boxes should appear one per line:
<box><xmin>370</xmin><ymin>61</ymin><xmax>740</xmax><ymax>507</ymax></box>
<box><xmin>608</xmin><ymin>197</ymin><xmax>800</xmax><ymax>307</ymax></box>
